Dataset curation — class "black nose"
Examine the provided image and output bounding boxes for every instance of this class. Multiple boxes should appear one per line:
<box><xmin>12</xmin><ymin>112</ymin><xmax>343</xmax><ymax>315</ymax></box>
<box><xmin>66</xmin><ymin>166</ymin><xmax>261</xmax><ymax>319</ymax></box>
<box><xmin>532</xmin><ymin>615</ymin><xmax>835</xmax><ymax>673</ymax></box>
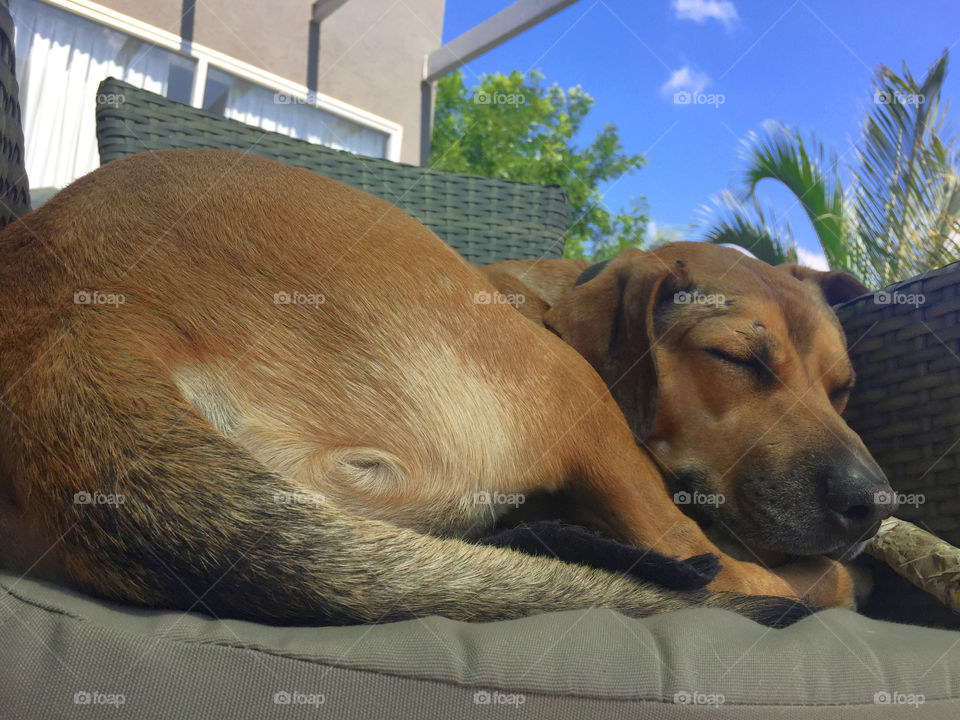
<box><xmin>825</xmin><ymin>462</ymin><xmax>897</xmax><ymax>536</ymax></box>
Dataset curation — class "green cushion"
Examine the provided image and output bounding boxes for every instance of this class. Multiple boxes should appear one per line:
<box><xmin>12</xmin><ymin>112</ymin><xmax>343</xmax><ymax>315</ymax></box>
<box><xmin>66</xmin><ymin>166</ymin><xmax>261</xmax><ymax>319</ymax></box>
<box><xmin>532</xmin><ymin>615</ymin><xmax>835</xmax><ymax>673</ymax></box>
<box><xmin>3</xmin><ymin>570</ymin><xmax>959</xmax><ymax>718</ymax></box>
<box><xmin>93</xmin><ymin>78</ymin><xmax>568</xmax><ymax>266</ymax></box>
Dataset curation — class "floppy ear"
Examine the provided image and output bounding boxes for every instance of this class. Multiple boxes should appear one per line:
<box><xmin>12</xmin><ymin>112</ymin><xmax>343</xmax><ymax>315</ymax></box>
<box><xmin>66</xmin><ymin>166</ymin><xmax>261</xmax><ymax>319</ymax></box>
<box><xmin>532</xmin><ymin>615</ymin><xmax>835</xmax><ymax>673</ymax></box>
<box><xmin>778</xmin><ymin>264</ymin><xmax>870</xmax><ymax>306</ymax></box>
<box><xmin>544</xmin><ymin>255</ymin><xmax>686</xmax><ymax>440</ymax></box>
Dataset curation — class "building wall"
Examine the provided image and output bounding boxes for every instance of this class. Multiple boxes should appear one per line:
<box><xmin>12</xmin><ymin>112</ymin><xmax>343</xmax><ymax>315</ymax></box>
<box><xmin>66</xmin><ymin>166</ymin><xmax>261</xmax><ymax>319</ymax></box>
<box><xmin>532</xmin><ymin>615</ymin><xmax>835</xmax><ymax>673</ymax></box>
<box><xmin>101</xmin><ymin>0</ymin><xmax>444</xmax><ymax>164</ymax></box>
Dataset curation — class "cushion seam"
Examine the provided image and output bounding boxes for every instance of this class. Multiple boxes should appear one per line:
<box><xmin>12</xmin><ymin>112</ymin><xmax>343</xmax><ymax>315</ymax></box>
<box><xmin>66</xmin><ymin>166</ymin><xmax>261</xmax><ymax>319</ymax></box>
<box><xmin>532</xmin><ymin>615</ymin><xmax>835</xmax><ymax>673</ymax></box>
<box><xmin>4</xmin><ymin>582</ymin><xmax>960</xmax><ymax>706</ymax></box>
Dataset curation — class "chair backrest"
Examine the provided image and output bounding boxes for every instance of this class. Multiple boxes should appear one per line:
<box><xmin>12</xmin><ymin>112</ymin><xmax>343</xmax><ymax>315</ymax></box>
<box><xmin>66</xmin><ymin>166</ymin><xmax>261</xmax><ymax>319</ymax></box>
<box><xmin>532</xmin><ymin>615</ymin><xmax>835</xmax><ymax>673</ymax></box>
<box><xmin>836</xmin><ymin>262</ymin><xmax>960</xmax><ymax>546</ymax></box>
<box><xmin>0</xmin><ymin>0</ymin><xmax>30</xmax><ymax>229</ymax></box>
<box><xmin>95</xmin><ymin>78</ymin><xmax>568</xmax><ymax>265</ymax></box>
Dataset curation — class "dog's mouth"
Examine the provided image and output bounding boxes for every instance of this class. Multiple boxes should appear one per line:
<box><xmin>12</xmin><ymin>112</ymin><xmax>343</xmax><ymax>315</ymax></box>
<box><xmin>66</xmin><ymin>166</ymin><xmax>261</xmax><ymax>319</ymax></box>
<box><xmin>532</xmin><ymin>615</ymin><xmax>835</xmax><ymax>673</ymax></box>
<box><xmin>825</xmin><ymin>535</ymin><xmax>877</xmax><ymax>562</ymax></box>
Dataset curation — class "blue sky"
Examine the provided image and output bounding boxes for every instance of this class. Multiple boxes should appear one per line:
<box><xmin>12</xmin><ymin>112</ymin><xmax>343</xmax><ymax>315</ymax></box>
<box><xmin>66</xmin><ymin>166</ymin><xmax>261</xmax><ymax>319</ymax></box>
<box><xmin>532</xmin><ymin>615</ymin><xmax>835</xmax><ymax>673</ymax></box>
<box><xmin>441</xmin><ymin>0</ymin><xmax>960</xmax><ymax>266</ymax></box>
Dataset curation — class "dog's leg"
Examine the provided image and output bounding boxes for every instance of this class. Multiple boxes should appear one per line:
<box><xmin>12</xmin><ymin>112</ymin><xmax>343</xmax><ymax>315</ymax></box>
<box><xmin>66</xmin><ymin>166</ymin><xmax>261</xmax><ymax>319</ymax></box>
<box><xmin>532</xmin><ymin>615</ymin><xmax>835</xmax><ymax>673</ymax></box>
<box><xmin>766</xmin><ymin>559</ymin><xmax>860</xmax><ymax>609</ymax></box>
<box><xmin>705</xmin><ymin>527</ymin><xmax>862</xmax><ymax>608</ymax></box>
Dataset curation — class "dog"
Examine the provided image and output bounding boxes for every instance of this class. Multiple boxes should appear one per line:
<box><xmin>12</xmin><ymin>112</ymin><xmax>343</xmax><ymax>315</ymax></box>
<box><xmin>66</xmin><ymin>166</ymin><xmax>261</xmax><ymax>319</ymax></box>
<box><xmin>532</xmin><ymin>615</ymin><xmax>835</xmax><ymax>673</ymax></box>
<box><xmin>0</xmin><ymin>150</ymin><xmax>883</xmax><ymax>627</ymax></box>
<box><xmin>481</xmin><ymin>247</ymin><xmax>894</xmax><ymax>583</ymax></box>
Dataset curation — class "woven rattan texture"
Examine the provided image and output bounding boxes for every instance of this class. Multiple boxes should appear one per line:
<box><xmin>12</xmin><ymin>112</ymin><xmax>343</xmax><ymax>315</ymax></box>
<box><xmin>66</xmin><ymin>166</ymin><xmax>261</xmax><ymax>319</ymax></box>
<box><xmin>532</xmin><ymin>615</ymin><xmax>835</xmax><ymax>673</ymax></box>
<box><xmin>95</xmin><ymin>78</ymin><xmax>568</xmax><ymax>265</ymax></box>
<box><xmin>0</xmin><ymin>1</ymin><xmax>29</xmax><ymax>227</ymax></box>
<box><xmin>837</xmin><ymin>263</ymin><xmax>960</xmax><ymax>545</ymax></box>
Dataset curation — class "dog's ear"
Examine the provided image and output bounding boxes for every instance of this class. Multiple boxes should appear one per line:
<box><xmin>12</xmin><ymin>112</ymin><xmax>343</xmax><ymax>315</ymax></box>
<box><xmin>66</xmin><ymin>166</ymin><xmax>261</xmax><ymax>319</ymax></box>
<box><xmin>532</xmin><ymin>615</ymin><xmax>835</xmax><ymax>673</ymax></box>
<box><xmin>544</xmin><ymin>253</ymin><xmax>687</xmax><ymax>440</ymax></box>
<box><xmin>779</xmin><ymin>264</ymin><xmax>870</xmax><ymax>306</ymax></box>
<box><xmin>543</xmin><ymin>260</ymin><xmax>625</xmax><ymax>370</ymax></box>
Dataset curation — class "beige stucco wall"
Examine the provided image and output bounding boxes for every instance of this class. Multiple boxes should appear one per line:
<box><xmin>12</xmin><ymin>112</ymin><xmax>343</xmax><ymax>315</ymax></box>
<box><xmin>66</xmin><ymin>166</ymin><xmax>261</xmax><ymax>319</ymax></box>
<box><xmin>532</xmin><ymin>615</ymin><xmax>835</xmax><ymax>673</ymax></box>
<box><xmin>100</xmin><ymin>0</ymin><xmax>444</xmax><ymax>164</ymax></box>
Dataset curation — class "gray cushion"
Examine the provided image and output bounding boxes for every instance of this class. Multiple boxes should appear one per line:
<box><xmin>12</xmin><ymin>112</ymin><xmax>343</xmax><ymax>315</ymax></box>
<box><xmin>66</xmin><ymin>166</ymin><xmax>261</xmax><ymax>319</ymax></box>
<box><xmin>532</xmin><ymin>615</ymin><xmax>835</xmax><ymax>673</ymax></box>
<box><xmin>2</xmin><ymin>569</ymin><xmax>959</xmax><ymax>718</ymax></box>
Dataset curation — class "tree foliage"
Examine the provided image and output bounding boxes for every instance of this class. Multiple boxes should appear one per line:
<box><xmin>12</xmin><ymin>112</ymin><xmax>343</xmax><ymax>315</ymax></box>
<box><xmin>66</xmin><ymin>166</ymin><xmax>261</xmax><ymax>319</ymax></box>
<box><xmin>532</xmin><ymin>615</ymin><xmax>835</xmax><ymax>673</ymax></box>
<box><xmin>430</xmin><ymin>70</ymin><xmax>649</xmax><ymax>260</ymax></box>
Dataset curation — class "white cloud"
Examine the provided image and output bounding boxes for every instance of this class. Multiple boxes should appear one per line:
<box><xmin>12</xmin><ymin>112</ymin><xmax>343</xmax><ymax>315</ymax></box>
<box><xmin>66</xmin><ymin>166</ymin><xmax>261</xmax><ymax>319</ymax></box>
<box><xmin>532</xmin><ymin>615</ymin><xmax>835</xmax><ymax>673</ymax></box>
<box><xmin>660</xmin><ymin>66</ymin><xmax>710</xmax><ymax>97</ymax></box>
<box><xmin>797</xmin><ymin>246</ymin><xmax>830</xmax><ymax>271</ymax></box>
<box><xmin>672</xmin><ymin>0</ymin><xmax>738</xmax><ymax>29</ymax></box>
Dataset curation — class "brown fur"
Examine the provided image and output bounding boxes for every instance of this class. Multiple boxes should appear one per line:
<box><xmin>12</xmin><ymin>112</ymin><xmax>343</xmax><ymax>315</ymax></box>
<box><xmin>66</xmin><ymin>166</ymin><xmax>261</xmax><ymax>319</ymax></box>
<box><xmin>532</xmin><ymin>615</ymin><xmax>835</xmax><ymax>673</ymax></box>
<box><xmin>0</xmin><ymin>151</ymin><xmax>847</xmax><ymax>625</ymax></box>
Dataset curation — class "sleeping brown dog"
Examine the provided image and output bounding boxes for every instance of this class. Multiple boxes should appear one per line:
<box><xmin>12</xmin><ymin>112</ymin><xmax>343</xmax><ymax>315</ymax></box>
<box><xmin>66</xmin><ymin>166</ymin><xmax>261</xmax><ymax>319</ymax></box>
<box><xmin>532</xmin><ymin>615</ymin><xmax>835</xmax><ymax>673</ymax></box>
<box><xmin>0</xmin><ymin>152</ymin><xmax>886</xmax><ymax>627</ymax></box>
<box><xmin>481</xmin><ymin>246</ymin><xmax>894</xmax><ymax>583</ymax></box>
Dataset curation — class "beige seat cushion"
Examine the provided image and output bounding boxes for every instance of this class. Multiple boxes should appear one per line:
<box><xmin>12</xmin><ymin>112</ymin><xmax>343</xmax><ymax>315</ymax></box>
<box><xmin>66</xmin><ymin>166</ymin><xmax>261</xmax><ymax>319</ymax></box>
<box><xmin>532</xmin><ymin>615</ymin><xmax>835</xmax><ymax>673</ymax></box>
<box><xmin>2</xmin><ymin>569</ymin><xmax>958</xmax><ymax>718</ymax></box>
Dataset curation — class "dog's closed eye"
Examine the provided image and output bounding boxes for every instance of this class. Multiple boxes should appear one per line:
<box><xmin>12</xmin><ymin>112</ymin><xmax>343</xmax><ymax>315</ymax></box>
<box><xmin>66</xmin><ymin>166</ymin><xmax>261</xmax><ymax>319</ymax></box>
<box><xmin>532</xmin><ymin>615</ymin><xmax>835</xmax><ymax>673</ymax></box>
<box><xmin>828</xmin><ymin>380</ymin><xmax>854</xmax><ymax>404</ymax></box>
<box><xmin>705</xmin><ymin>347</ymin><xmax>771</xmax><ymax>380</ymax></box>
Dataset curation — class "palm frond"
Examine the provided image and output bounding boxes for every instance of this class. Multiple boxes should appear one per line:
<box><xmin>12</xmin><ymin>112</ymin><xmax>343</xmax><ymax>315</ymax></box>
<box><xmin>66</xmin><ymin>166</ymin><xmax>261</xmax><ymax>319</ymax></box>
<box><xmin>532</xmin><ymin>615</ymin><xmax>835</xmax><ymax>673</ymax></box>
<box><xmin>737</xmin><ymin>123</ymin><xmax>849</xmax><ymax>270</ymax></box>
<box><xmin>699</xmin><ymin>190</ymin><xmax>798</xmax><ymax>265</ymax></box>
<box><xmin>850</xmin><ymin>51</ymin><xmax>960</xmax><ymax>285</ymax></box>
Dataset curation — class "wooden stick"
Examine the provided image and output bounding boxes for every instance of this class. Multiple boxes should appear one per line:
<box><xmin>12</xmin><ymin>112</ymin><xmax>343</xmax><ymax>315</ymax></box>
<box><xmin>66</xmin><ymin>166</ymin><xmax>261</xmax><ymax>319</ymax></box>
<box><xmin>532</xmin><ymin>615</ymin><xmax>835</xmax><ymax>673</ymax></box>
<box><xmin>866</xmin><ymin>517</ymin><xmax>960</xmax><ymax>614</ymax></box>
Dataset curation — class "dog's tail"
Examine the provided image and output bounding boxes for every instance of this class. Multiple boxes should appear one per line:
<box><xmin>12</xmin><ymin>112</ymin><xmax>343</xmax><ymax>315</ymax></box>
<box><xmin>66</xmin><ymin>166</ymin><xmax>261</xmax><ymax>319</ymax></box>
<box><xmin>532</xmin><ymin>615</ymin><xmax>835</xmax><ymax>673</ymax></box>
<box><xmin>0</xmin><ymin>328</ymin><xmax>809</xmax><ymax>628</ymax></box>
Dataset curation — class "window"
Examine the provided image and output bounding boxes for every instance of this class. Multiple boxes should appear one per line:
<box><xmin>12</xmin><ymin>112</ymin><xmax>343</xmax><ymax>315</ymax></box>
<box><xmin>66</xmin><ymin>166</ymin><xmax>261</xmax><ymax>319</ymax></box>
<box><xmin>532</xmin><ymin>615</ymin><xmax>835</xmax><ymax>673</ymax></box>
<box><xmin>202</xmin><ymin>67</ymin><xmax>388</xmax><ymax>159</ymax></box>
<box><xmin>12</xmin><ymin>0</ymin><xmax>197</xmax><ymax>188</ymax></box>
<box><xmin>11</xmin><ymin>0</ymin><xmax>398</xmax><ymax>191</ymax></box>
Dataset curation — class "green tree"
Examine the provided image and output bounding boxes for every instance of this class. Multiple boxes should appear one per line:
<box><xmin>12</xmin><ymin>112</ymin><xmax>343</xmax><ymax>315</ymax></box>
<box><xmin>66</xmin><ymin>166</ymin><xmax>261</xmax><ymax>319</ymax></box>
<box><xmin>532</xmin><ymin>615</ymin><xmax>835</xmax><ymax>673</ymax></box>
<box><xmin>699</xmin><ymin>52</ymin><xmax>960</xmax><ymax>286</ymax></box>
<box><xmin>430</xmin><ymin>70</ymin><xmax>650</xmax><ymax>260</ymax></box>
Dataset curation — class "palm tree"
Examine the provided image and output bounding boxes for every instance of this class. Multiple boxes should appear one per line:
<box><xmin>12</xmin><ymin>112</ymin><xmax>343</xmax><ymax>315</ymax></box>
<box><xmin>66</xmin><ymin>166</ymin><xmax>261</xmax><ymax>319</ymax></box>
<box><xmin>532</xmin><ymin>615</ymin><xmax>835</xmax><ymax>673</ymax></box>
<box><xmin>700</xmin><ymin>52</ymin><xmax>960</xmax><ymax>287</ymax></box>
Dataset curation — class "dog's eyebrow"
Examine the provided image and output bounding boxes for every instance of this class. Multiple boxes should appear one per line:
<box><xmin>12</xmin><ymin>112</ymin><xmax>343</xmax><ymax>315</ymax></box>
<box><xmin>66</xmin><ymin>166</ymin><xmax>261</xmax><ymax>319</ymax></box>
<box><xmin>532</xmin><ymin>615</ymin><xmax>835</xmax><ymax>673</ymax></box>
<box><xmin>732</xmin><ymin>330</ymin><xmax>776</xmax><ymax>364</ymax></box>
<box><xmin>655</xmin><ymin>302</ymin><xmax>737</xmax><ymax>340</ymax></box>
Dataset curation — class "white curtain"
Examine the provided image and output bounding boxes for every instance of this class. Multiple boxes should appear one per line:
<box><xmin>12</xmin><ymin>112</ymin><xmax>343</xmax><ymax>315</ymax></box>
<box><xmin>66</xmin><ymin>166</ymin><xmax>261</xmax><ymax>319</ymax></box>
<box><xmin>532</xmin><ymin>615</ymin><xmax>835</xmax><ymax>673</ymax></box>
<box><xmin>10</xmin><ymin>0</ymin><xmax>389</xmax><ymax>190</ymax></box>
<box><xmin>218</xmin><ymin>75</ymin><xmax>389</xmax><ymax>159</ymax></box>
<box><xmin>10</xmin><ymin>0</ymin><xmax>193</xmax><ymax>189</ymax></box>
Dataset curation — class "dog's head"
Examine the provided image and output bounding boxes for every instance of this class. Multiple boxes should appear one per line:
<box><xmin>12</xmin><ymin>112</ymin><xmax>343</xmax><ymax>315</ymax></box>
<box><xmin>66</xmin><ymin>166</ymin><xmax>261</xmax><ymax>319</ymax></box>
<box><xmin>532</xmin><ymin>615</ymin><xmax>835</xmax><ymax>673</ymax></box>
<box><xmin>544</xmin><ymin>242</ymin><xmax>896</xmax><ymax>560</ymax></box>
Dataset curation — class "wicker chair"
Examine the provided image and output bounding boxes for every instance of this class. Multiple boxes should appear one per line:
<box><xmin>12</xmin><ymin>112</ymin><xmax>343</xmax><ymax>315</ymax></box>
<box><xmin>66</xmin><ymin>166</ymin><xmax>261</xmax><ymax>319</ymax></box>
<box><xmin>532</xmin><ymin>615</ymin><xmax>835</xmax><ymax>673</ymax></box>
<box><xmin>94</xmin><ymin>78</ymin><xmax>568</xmax><ymax>267</ymax></box>
<box><xmin>5</xmin><ymin>28</ymin><xmax>960</xmax><ymax>720</ymax></box>
<box><xmin>0</xmin><ymin>0</ymin><xmax>29</xmax><ymax>227</ymax></box>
